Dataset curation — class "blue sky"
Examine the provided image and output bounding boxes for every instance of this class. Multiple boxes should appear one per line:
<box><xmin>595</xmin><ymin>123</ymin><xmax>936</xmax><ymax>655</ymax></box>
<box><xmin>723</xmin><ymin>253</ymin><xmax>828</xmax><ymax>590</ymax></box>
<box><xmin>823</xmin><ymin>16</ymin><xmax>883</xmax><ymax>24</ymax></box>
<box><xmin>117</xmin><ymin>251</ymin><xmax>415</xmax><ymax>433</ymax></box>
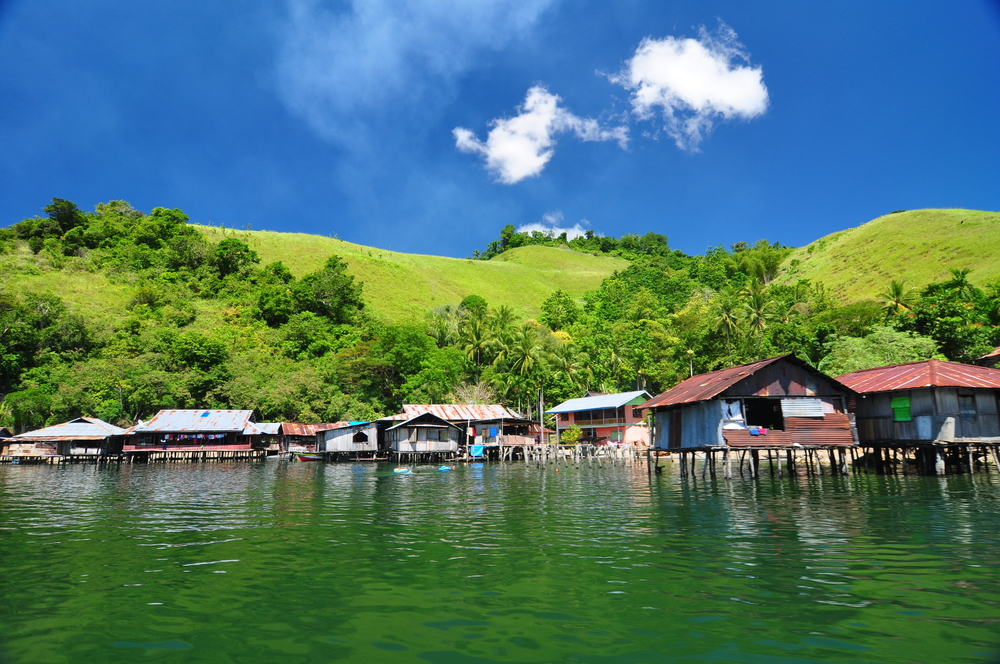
<box><xmin>2</xmin><ymin>0</ymin><xmax>999</xmax><ymax>258</ymax></box>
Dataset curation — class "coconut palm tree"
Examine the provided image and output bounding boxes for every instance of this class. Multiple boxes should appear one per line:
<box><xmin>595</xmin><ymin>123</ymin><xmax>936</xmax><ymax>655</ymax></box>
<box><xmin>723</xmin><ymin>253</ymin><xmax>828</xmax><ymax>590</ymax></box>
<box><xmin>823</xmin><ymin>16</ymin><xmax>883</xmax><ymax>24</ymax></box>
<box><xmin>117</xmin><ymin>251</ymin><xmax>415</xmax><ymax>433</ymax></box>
<box><xmin>881</xmin><ymin>279</ymin><xmax>916</xmax><ymax>316</ymax></box>
<box><xmin>711</xmin><ymin>287</ymin><xmax>742</xmax><ymax>364</ymax></box>
<box><xmin>549</xmin><ymin>343</ymin><xmax>592</xmax><ymax>392</ymax></box>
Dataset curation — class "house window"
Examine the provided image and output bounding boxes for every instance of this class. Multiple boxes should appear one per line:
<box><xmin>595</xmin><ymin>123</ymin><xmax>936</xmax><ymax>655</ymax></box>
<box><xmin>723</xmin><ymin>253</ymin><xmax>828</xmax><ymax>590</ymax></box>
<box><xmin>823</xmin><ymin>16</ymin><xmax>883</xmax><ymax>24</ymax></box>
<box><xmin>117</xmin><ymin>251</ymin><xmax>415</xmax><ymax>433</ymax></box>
<box><xmin>743</xmin><ymin>398</ymin><xmax>784</xmax><ymax>430</ymax></box>
<box><xmin>352</xmin><ymin>431</ymin><xmax>369</xmax><ymax>443</ymax></box>
<box><xmin>632</xmin><ymin>408</ymin><xmax>643</xmax><ymax>419</ymax></box>
<box><xmin>559</xmin><ymin>413</ymin><xmax>569</xmax><ymax>422</ymax></box>
<box><xmin>890</xmin><ymin>396</ymin><xmax>911</xmax><ymax>422</ymax></box>
<box><xmin>958</xmin><ymin>392</ymin><xmax>977</xmax><ymax>422</ymax></box>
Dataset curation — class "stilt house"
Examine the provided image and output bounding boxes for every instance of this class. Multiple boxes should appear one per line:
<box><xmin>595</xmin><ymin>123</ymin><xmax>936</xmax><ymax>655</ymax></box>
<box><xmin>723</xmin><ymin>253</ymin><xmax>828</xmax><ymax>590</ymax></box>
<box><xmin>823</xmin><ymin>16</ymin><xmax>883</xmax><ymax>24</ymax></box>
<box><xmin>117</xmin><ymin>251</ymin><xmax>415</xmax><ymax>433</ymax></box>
<box><xmin>126</xmin><ymin>410</ymin><xmax>262</xmax><ymax>452</ymax></box>
<box><xmin>836</xmin><ymin>360</ymin><xmax>1000</xmax><ymax>444</ymax></box>
<box><xmin>641</xmin><ymin>355</ymin><xmax>857</xmax><ymax>450</ymax></box>
<box><xmin>281</xmin><ymin>423</ymin><xmax>341</xmax><ymax>452</ymax></box>
<box><xmin>3</xmin><ymin>418</ymin><xmax>126</xmax><ymax>458</ymax></box>
<box><xmin>384</xmin><ymin>412</ymin><xmax>461</xmax><ymax>456</ymax></box>
<box><xmin>547</xmin><ymin>390</ymin><xmax>651</xmax><ymax>445</ymax></box>
<box><xmin>382</xmin><ymin>404</ymin><xmax>534</xmax><ymax>452</ymax></box>
<box><xmin>315</xmin><ymin>422</ymin><xmax>379</xmax><ymax>454</ymax></box>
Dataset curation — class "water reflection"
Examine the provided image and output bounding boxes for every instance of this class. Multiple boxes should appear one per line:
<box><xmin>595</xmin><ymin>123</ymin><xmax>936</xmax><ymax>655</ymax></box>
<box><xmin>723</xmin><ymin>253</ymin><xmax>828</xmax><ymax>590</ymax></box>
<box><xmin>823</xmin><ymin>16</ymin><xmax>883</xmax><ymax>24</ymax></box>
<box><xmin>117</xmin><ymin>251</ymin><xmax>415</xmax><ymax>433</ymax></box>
<box><xmin>0</xmin><ymin>462</ymin><xmax>998</xmax><ymax>663</ymax></box>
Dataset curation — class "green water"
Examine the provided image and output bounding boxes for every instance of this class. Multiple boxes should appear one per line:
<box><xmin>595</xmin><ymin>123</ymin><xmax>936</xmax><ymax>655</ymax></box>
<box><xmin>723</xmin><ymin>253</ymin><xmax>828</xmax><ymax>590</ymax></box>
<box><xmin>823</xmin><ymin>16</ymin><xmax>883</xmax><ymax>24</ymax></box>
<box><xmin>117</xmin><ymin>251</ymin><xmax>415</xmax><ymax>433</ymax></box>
<box><xmin>1</xmin><ymin>462</ymin><xmax>999</xmax><ymax>664</ymax></box>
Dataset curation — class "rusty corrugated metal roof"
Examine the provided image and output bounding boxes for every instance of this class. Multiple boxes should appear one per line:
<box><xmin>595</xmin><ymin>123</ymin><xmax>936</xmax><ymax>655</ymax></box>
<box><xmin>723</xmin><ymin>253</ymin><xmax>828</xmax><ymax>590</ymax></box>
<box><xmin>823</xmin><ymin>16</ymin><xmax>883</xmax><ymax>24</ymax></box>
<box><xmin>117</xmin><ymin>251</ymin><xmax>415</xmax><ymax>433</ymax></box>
<box><xmin>980</xmin><ymin>346</ymin><xmax>1000</xmax><ymax>360</ymax></box>
<box><xmin>14</xmin><ymin>417</ymin><xmax>126</xmax><ymax>441</ymax></box>
<box><xmin>281</xmin><ymin>423</ymin><xmax>343</xmax><ymax>436</ymax></box>
<box><xmin>836</xmin><ymin>360</ymin><xmax>1000</xmax><ymax>393</ymax></box>
<box><xmin>384</xmin><ymin>404</ymin><xmax>527</xmax><ymax>422</ymax></box>
<box><xmin>133</xmin><ymin>410</ymin><xmax>255</xmax><ymax>433</ymax></box>
<box><xmin>641</xmin><ymin>354</ymin><xmax>854</xmax><ymax>409</ymax></box>
<box><xmin>641</xmin><ymin>356</ymin><xmax>790</xmax><ymax>409</ymax></box>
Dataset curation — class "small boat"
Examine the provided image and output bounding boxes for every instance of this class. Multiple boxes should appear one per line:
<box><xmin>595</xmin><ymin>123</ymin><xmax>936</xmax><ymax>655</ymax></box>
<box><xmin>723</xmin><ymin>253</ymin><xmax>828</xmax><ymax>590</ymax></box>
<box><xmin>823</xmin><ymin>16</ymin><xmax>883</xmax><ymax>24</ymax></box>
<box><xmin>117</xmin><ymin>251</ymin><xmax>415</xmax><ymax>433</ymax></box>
<box><xmin>438</xmin><ymin>465</ymin><xmax>453</xmax><ymax>471</ymax></box>
<box><xmin>295</xmin><ymin>453</ymin><xmax>324</xmax><ymax>462</ymax></box>
<box><xmin>393</xmin><ymin>467</ymin><xmax>411</xmax><ymax>474</ymax></box>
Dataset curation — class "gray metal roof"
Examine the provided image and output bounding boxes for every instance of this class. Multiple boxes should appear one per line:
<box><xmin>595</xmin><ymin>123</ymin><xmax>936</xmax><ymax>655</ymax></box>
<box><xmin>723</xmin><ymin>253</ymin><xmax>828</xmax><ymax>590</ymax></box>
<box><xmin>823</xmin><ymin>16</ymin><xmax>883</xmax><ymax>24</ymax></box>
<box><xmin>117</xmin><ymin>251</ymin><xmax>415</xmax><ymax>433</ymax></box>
<box><xmin>547</xmin><ymin>390</ymin><xmax>652</xmax><ymax>414</ymax></box>
<box><xmin>14</xmin><ymin>417</ymin><xmax>126</xmax><ymax>441</ymax></box>
<box><xmin>132</xmin><ymin>410</ymin><xmax>255</xmax><ymax>433</ymax></box>
<box><xmin>245</xmin><ymin>422</ymin><xmax>281</xmax><ymax>435</ymax></box>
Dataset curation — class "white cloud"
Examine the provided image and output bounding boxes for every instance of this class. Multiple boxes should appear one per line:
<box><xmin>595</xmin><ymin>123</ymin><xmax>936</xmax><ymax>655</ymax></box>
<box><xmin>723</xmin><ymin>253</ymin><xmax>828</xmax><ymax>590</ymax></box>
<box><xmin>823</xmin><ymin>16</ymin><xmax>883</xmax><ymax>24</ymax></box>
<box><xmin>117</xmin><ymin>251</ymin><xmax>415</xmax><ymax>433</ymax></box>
<box><xmin>454</xmin><ymin>86</ymin><xmax>628</xmax><ymax>184</ymax></box>
<box><xmin>610</xmin><ymin>23</ymin><xmax>768</xmax><ymax>151</ymax></box>
<box><xmin>517</xmin><ymin>211</ymin><xmax>590</xmax><ymax>240</ymax></box>
<box><xmin>275</xmin><ymin>0</ymin><xmax>558</xmax><ymax>146</ymax></box>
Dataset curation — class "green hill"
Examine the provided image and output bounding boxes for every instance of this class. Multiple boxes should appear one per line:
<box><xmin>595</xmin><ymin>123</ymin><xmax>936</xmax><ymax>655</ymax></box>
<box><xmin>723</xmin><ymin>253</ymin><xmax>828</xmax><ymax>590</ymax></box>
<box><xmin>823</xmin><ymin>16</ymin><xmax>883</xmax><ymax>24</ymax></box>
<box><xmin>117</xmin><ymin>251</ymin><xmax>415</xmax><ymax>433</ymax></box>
<box><xmin>777</xmin><ymin>209</ymin><xmax>1000</xmax><ymax>301</ymax></box>
<box><xmin>1</xmin><ymin>225</ymin><xmax>627</xmax><ymax>325</ymax></box>
<box><xmin>195</xmin><ymin>226</ymin><xmax>627</xmax><ymax>321</ymax></box>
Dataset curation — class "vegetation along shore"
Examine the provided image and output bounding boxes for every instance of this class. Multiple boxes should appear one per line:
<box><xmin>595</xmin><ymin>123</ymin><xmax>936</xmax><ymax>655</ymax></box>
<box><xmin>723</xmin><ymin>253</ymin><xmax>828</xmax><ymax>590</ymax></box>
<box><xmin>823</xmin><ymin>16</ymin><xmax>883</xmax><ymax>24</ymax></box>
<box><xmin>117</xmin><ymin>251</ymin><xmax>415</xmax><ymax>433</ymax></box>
<box><xmin>1</xmin><ymin>199</ymin><xmax>999</xmax><ymax>435</ymax></box>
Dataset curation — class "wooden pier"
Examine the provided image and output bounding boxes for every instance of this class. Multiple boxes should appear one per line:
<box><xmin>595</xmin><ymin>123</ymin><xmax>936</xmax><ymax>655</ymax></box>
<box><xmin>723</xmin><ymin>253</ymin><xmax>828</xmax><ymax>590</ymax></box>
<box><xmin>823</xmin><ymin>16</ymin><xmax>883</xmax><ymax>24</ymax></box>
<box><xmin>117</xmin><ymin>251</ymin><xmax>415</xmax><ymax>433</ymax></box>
<box><xmin>650</xmin><ymin>442</ymin><xmax>1000</xmax><ymax>479</ymax></box>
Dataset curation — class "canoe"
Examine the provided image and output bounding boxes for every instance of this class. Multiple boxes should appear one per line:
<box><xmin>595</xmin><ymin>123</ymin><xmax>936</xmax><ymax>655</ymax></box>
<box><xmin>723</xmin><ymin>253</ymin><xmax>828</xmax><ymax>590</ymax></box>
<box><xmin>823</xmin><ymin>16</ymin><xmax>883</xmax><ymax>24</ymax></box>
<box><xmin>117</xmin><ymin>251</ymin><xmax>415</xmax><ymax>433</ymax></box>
<box><xmin>295</xmin><ymin>453</ymin><xmax>324</xmax><ymax>462</ymax></box>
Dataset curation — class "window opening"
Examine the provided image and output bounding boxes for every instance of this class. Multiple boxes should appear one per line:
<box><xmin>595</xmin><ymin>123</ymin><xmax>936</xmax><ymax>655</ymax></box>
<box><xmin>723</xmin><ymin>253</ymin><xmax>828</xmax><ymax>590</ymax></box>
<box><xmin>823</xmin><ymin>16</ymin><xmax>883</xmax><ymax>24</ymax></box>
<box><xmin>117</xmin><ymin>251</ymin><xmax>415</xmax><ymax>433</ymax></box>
<box><xmin>352</xmin><ymin>431</ymin><xmax>369</xmax><ymax>443</ymax></box>
<box><xmin>890</xmin><ymin>396</ymin><xmax>911</xmax><ymax>422</ymax></box>
<box><xmin>742</xmin><ymin>398</ymin><xmax>784</xmax><ymax>430</ymax></box>
<box><xmin>958</xmin><ymin>391</ymin><xmax>977</xmax><ymax>422</ymax></box>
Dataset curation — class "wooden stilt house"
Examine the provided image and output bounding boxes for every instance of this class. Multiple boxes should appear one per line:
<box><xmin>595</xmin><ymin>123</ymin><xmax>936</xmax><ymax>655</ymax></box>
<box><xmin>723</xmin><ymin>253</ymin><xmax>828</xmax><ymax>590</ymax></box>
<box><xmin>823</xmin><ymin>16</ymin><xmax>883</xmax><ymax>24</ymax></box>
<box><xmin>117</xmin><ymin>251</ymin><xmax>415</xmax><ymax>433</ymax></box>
<box><xmin>315</xmin><ymin>422</ymin><xmax>379</xmax><ymax>455</ymax></box>
<box><xmin>384</xmin><ymin>412</ymin><xmax>461</xmax><ymax>457</ymax></box>
<box><xmin>836</xmin><ymin>360</ymin><xmax>1000</xmax><ymax>444</ymax></box>
<box><xmin>3</xmin><ymin>418</ymin><xmax>126</xmax><ymax>458</ymax></box>
<box><xmin>641</xmin><ymin>355</ymin><xmax>857</xmax><ymax>450</ymax></box>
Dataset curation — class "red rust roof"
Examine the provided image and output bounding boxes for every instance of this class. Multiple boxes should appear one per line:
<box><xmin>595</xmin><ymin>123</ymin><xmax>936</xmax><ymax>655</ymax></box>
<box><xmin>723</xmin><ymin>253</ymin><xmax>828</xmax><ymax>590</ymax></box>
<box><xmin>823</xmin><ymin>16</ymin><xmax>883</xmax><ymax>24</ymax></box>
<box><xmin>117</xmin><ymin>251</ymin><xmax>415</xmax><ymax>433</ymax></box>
<box><xmin>281</xmin><ymin>423</ymin><xmax>344</xmax><ymax>436</ymax></box>
<box><xmin>980</xmin><ymin>346</ymin><xmax>1000</xmax><ymax>360</ymax></box>
<box><xmin>641</xmin><ymin>356</ymin><xmax>792</xmax><ymax>409</ymax></box>
<box><xmin>836</xmin><ymin>359</ymin><xmax>1000</xmax><ymax>393</ymax></box>
<box><xmin>641</xmin><ymin>354</ymin><xmax>854</xmax><ymax>409</ymax></box>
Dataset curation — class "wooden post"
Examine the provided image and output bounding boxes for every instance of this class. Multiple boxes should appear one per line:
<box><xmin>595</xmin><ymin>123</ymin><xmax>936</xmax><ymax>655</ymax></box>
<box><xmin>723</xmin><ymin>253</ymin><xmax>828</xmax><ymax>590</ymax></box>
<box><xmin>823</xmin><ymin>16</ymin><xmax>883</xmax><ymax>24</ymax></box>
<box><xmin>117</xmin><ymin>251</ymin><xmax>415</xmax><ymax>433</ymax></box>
<box><xmin>750</xmin><ymin>449</ymin><xmax>759</xmax><ymax>479</ymax></box>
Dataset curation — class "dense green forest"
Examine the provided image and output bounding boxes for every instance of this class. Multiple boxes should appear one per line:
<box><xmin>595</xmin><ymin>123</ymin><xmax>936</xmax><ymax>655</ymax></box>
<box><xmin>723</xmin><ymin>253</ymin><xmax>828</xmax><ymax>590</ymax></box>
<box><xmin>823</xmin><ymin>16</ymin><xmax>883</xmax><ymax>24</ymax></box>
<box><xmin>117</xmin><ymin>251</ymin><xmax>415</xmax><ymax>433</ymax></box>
<box><xmin>1</xmin><ymin>199</ymin><xmax>999</xmax><ymax>433</ymax></box>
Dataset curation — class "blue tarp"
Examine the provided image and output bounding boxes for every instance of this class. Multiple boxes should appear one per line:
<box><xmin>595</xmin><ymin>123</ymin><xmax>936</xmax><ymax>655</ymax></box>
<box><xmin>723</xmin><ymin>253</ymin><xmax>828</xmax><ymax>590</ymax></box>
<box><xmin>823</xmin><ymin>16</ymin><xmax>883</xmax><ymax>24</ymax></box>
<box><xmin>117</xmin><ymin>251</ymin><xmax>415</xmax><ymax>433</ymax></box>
<box><xmin>489</xmin><ymin>428</ymin><xmax>497</xmax><ymax>437</ymax></box>
<box><xmin>470</xmin><ymin>445</ymin><xmax>485</xmax><ymax>457</ymax></box>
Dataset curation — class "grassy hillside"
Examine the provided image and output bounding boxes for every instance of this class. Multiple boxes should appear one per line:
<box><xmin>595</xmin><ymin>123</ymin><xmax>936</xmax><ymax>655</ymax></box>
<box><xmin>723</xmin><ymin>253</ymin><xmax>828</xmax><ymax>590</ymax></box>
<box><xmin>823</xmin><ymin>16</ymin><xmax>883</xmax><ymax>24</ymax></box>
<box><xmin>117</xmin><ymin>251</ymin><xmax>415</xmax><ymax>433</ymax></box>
<box><xmin>777</xmin><ymin>209</ymin><xmax>1000</xmax><ymax>301</ymax></box>
<box><xmin>195</xmin><ymin>226</ymin><xmax>627</xmax><ymax>321</ymax></box>
<box><xmin>0</xmin><ymin>226</ymin><xmax>627</xmax><ymax>324</ymax></box>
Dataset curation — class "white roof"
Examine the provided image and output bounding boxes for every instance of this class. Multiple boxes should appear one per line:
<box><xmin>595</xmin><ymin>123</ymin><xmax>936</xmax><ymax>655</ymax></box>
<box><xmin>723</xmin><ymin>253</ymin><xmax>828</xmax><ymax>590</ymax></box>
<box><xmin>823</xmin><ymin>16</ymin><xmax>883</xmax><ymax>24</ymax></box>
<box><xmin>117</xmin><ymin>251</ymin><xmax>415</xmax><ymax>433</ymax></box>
<box><xmin>546</xmin><ymin>390</ymin><xmax>652</xmax><ymax>414</ymax></box>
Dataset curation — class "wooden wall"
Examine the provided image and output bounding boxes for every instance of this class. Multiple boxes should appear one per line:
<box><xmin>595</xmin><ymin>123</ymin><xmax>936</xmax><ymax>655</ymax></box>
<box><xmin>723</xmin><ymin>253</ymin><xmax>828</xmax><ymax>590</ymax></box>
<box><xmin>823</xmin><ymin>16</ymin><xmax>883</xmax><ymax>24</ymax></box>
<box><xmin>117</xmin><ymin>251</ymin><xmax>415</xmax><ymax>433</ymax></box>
<box><xmin>855</xmin><ymin>387</ymin><xmax>1000</xmax><ymax>442</ymax></box>
<box><xmin>721</xmin><ymin>360</ymin><xmax>846</xmax><ymax>399</ymax></box>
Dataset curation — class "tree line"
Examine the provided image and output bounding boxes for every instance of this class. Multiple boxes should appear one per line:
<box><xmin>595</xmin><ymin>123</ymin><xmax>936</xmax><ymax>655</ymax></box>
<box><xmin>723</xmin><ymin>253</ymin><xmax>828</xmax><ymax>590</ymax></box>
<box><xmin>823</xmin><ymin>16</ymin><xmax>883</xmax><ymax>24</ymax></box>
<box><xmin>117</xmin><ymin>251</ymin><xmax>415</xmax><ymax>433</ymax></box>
<box><xmin>1</xmin><ymin>199</ymin><xmax>998</xmax><ymax>433</ymax></box>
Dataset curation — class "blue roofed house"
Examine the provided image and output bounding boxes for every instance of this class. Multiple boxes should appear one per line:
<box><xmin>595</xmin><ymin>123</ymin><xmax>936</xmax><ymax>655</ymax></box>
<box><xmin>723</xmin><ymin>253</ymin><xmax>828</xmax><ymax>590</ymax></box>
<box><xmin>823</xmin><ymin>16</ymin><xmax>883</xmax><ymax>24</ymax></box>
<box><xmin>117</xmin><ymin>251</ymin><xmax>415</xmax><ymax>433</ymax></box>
<box><xmin>546</xmin><ymin>391</ymin><xmax>652</xmax><ymax>445</ymax></box>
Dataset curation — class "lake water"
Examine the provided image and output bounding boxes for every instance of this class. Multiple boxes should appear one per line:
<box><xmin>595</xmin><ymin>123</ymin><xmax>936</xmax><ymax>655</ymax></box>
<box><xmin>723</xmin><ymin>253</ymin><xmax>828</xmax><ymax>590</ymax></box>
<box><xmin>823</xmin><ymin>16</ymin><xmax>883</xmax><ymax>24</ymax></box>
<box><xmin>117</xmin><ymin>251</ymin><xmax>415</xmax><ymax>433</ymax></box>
<box><xmin>1</xmin><ymin>460</ymin><xmax>999</xmax><ymax>664</ymax></box>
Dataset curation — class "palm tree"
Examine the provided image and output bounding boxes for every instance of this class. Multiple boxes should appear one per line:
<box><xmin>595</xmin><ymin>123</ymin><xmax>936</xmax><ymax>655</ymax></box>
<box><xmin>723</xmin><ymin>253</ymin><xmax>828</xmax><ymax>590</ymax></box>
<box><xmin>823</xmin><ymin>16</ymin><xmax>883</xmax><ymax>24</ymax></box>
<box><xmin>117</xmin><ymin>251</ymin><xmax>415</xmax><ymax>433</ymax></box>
<box><xmin>711</xmin><ymin>287</ymin><xmax>742</xmax><ymax>364</ymax></box>
<box><xmin>881</xmin><ymin>279</ymin><xmax>915</xmax><ymax>316</ymax></box>
<box><xmin>461</xmin><ymin>315</ymin><xmax>492</xmax><ymax>368</ymax></box>
<box><xmin>742</xmin><ymin>289</ymin><xmax>775</xmax><ymax>357</ymax></box>
<box><xmin>497</xmin><ymin>323</ymin><xmax>547</xmax><ymax>377</ymax></box>
<box><xmin>946</xmin><ymin>268</ymin><xmax>977</xmax><ymax>302</ymax></box>
<box><xmin>549</xmin><ymin>343</ymin><xmax>592</xmax><ymax>391</ymax></box>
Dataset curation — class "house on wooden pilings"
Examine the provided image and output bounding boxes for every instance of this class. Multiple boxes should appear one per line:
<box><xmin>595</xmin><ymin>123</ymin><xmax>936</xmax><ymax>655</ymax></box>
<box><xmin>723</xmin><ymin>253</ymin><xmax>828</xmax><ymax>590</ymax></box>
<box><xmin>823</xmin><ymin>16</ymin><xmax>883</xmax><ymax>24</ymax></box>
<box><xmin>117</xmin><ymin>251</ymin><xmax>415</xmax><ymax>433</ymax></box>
<box><xmin>125</xmin><ymin>410</ymin><xmax>279</xmax><ymax>460</ymax></box>
<box><xmin>641</xmin><ymin>354</ymin><xmax>858</xmax><ymax>452</ymax></box>
<box><xmin>2</xmin><ymin>418</ymin><xmax>126</xmax><ymax>460</ymax></box>
<box><xmin>315</xmin><ymin>421</ymin><xmax>379</xmax><ymax>457</ymax></box>
<box><xmin>836</xmin><ymin>360</ymin><xmax>1000</xmax><ymax>474</ymax></box>
<box><xmin>281</xmin><ymin>423</ymin><xmax>341</xmax><ymax>452</ymax></box>
<box><xmin>381</xmin><ymin>404</ymin><xmax>533</xmax><ymax>459</ymax></box>
<box><xmin>383</xmin><ymin>412</ymin><xmax>461</xmax><ymax>460</ymax></box>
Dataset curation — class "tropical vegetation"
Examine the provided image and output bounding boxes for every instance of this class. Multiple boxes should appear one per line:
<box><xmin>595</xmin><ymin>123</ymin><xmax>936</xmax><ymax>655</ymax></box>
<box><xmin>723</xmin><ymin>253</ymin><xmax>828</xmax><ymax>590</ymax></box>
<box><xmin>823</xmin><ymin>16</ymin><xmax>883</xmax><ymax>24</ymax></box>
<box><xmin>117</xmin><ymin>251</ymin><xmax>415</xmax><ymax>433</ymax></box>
<box><xmin>1</xmin><ymin>199</ymin><xmax>999</xmax><ymax>433</ymax></box>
